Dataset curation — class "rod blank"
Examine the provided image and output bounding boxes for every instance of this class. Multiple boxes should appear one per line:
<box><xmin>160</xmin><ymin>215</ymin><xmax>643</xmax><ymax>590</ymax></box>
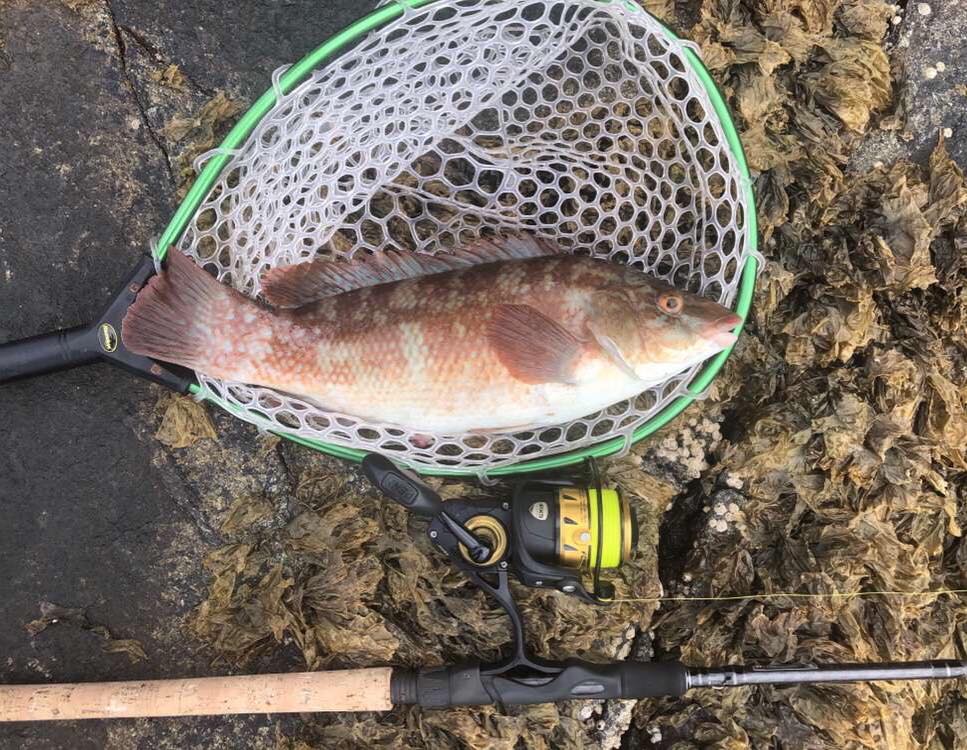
<box><xmin>687</xmin><ymin>660</ymin><xmax>967</xmax><ymax>689</ymax></box>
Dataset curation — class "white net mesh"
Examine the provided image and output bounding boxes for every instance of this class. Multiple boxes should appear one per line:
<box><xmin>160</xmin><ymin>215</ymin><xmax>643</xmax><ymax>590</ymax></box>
<box><xmin>176</xmin><ymin>0</ymin><xmax>754</xmax><ymax>472</ymax></box>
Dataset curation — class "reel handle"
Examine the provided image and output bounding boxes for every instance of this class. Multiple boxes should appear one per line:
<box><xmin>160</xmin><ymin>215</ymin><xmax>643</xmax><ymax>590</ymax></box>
<box><xmin>361</xmin><ymin>454</ymin><xmax>445</xmax><ymax>517</ymax></box>
<box><xmin>361</xmin><ymin>454</ymin><xmax>492</xmax><ymax>563</ymax></box>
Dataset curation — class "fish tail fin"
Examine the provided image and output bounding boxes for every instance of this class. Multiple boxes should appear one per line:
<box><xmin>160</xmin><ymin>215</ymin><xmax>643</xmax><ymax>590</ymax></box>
<box><xmin>121</xmin><ymin>250</ymin><xmax>252</xmax><ymax>374</ymax></box>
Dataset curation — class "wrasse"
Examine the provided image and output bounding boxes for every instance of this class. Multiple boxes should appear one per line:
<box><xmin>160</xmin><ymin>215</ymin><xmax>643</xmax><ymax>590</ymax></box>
<box><xmin>122</xmin><ymin>235</ymin><xmax>741</xmax><ymax>434</ymax></box>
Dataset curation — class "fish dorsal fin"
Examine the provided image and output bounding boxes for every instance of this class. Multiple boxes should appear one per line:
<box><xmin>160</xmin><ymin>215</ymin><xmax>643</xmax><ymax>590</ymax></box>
<box><xmin>487</xmin><ymin>304</ymin><xmax>584</xmax><ymax>385</ymax></box>
<box><xmin>260</xmin><ymin>233</ymin><xmax>559</xmax><ymax>309</ymax></box>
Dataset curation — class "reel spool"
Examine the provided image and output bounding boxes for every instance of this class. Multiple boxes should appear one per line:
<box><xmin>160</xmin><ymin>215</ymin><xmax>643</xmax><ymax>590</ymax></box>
<box><xmin>509</xmin><ymin>481</ymin><xmax>636</xmax><ymax>602</ymax></box>
<box><xmin>517</xmin><ymin>486</ymin><xmax>636</xmax><ymax>573</ymax></box>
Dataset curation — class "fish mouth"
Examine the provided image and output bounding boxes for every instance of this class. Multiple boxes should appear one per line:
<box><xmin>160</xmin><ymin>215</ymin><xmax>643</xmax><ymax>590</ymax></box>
<box><xmin>704</xmin><ymin>312</ymin><xmax>743</xmax><ymax>348</ymax></box>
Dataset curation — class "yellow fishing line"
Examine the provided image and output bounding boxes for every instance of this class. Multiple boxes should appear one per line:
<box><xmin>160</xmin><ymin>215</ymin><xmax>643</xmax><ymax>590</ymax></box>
<box><xmin>612</xmin><ymin>589</ymin><xmax>967</xmax><ymax>604</ymax></box>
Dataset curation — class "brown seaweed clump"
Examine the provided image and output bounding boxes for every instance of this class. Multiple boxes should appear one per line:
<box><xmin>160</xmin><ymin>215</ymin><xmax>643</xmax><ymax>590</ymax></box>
<box><xmin>163</xmin><ymin>90</ymin><xmax>245</xmax><ymax>198</ymax></box>
<box><xmin>154</xmin><ymin>393</ymin><xmax>218</xmax><ymax>449</ymax></box>
<box><xmin>189</xmin><ymin>456</ymin><xmax>666</xmax><ymax>749</ymax></box>
<box><xmin>184</xmin><ymin>0</ymin><xmax>967</xmax><ymax>747</ymax></box>
<box><xmin>626</xmin><ymin>0</ymin><xmax>967</xmax><ymax>746</ymax></box>
<box><xmin>636</xmin><ymin>136</ymin><xmax>967</xmax><ymax>749</ymax></box>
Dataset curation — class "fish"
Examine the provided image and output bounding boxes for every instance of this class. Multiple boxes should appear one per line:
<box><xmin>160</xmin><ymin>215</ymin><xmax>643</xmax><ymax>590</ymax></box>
<box><xmin>121</xmin><ymin>235</ymin><xmax>742</xmax><ymax>435</ymax></box>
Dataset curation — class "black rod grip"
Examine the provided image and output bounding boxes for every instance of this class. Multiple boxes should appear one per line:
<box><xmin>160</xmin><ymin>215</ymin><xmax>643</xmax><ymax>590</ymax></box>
<box><xmin>392</xmin><ymin>661</ymin><xmax>690</xmax><ymax>708</ymax></box>
<box><xmin>615</xmin><ymin>660</ymin><xmax>689</xmax><ymax>698</ymax></box>
<box><xmin>487</xmin><ymin>661</ymin><xmax>689</xmax><ymax>704</ymax></box>
<box><xmin>0</xmin><ymin>325</ymin><xmax>101</xmax><ymax>383</ymax></box>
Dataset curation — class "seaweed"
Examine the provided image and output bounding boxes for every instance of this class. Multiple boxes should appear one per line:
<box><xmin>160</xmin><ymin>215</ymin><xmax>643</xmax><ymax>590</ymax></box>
<box><xmin>628</xmin><ymin>0</ymin><xmax>967</xmax><ymax>742</ymax></box>
<box><xmin>182</xmin><ymin>1</ymin><xmax>967</xmax><ymax>747</ymax></box>
<box><xmin>25</xmin><ymin>602</ymin><xmax>148</xmax><ymax>665</ymax></box>
<box><xmin>164</xmin><ymin>90</ymin><xmax>245</xmax><ymax>198</ymax></box>
<box><xmin>154</xmin><ymin>392</ymin><xmax>218</xmax><ymax>449</ymax></box>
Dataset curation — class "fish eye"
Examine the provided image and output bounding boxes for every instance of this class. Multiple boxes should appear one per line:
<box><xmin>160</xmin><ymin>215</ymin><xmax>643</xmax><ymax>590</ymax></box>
<box><xmin>657</xmin><ymin>292</ymin><xmax>683</xmax><ymax>316</ymax></box>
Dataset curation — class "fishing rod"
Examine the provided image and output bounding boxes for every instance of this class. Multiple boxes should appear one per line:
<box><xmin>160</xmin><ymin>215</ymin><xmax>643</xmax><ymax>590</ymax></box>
<box><xmin>1</xmin><ymin>454</ymin><xmax>964</xmax><ymax>722</ymax></box>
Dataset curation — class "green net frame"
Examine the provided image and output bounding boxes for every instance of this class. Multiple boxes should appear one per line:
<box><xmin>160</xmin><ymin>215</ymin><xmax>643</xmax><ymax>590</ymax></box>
<box><xmin>154</xmin><ymin>0</ymin><xmax>758</xmax><ymax>476</ymax></box>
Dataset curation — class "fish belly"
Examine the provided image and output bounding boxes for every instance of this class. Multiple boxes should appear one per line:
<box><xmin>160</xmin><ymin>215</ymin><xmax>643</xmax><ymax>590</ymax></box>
<box><xmin>287</xmin><ymin>325</ymin><xmax>644</xmax><ymax>433</ymax></box>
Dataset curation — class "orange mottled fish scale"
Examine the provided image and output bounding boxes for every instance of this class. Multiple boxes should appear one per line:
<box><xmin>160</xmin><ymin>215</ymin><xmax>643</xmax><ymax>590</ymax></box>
<box><xmin>230</xmin><ymin>256</ymin><xmax>633</xmax><ymax>429</ymax></box>
<box><xmin>123</xmin><ymin>242</ymin><xmax>741</xmax><ymax>435</ymax></box>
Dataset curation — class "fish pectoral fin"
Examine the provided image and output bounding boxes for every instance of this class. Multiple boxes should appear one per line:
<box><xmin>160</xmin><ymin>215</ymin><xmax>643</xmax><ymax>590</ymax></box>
<box><xmin>487</xmin><ymin>304</ymin><xmax>584</xmax><ymax>385</ymax></box>
<box><xmin>588</xmin><ymin>323</ymin><xmax>639</xmax><ymax>381</ymax></box>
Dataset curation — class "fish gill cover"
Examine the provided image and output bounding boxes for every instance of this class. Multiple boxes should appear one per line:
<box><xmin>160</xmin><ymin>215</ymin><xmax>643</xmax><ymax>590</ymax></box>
<box><xmin>174</xmin><ymin>0</ymin><xmax>967</xmax><ymax>747</ymax></box>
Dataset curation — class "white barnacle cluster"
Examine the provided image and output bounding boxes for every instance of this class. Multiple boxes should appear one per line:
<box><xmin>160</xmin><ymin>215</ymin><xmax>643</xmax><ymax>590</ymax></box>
<box><xmin>651</xmin><ymin>415</ymin><xmax>723</xmax><ymax>479</ymax></box>
<box><xmin>708</xmin><ymin>498</ymin><xmax>741</xmax><ymax>534</ymax></box>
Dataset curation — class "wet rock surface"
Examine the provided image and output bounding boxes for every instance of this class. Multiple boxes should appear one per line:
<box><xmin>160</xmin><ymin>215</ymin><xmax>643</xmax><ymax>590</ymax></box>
<box><xmin>0</xmin><ymin>0</ymin><xmax>965</xmax><ymax>748</ymax></box>
<box><xmin>0</xmin><ymin>1</ymin><xmax>374</xmax><ymax>746</ymax></box>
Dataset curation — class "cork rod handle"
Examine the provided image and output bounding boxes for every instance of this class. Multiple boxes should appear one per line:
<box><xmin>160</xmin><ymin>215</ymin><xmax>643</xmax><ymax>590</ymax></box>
<box><xmin>0</xmin><ymin>668</ymin><xmax>395</xmax><ymax>722</ymax></box>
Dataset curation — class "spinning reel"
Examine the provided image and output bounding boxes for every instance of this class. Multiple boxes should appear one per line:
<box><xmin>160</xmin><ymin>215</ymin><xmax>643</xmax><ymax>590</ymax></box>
<box><xmin>362</xmin><ymin>454</ymin><xmax>635</xmax><ymax>602</ymax></box>
<box><xmin>362</xmin><ymin>454</ymin><xmax>657</xmax><ymax>706</ymax></box>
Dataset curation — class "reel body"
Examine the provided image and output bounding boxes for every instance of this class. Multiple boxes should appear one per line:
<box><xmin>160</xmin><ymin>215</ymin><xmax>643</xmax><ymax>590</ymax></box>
<box><xmin>432</xmin><ymin>482</ymin><xmax>636</xmax><ymax>604</ymax></box>
<box><xmin>362</xmin><ymin>452</ymin><xmax>636</xmax><ymax>605</ymax></box>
